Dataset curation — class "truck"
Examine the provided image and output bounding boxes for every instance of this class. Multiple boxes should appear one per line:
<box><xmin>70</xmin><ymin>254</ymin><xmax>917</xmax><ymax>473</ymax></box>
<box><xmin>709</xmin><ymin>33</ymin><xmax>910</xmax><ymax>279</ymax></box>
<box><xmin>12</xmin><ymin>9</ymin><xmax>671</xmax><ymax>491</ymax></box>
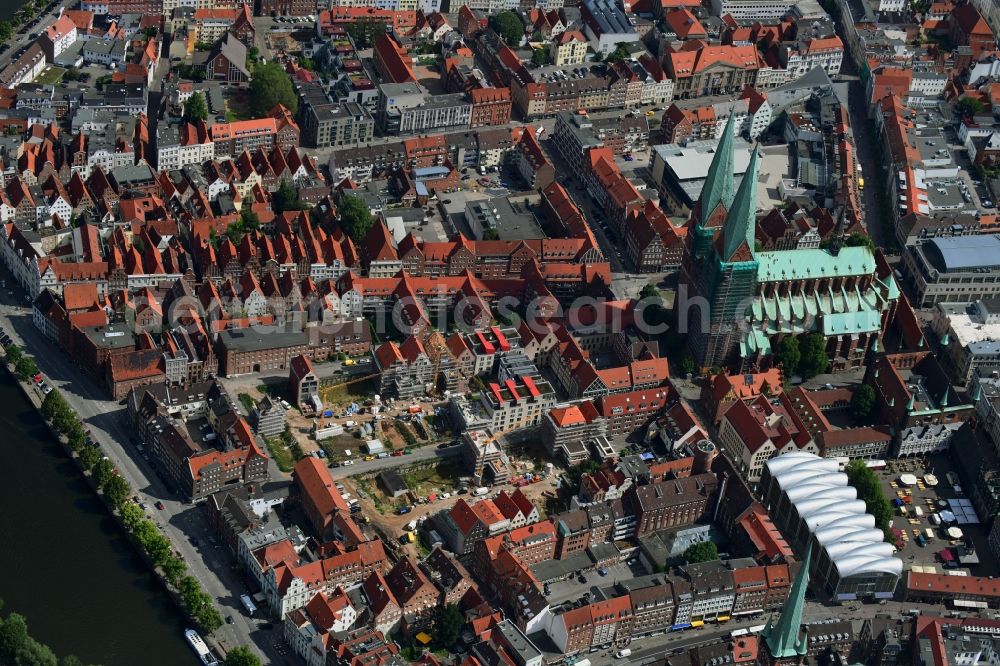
<box><xmin>473</xmin><ymin>487</ymin><xmax>489</xmax><ymax>497</ymax></box>
<box><xmin>240</xmin><ymin>594</ymin><xmax>257</xmax><ymax>616</ymax></box>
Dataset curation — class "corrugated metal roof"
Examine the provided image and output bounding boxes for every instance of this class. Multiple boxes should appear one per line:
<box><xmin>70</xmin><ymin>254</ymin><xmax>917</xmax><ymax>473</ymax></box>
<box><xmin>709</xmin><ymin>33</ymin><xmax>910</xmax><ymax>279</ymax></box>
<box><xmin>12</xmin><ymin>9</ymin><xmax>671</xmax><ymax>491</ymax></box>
<box><xmin>927</xmin><ymin>235</ymin><xmax>1000</xmax><ymax>272</ymax></box>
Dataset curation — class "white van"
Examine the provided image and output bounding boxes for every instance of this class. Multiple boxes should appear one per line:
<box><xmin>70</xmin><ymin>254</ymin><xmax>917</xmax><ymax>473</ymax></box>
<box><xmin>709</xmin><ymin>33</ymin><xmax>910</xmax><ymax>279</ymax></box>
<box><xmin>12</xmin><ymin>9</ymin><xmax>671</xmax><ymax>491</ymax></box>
<box><xmin>615</xmin><ymin>649</ymin><xmax>632</xmax><ymax>659</ymax></box>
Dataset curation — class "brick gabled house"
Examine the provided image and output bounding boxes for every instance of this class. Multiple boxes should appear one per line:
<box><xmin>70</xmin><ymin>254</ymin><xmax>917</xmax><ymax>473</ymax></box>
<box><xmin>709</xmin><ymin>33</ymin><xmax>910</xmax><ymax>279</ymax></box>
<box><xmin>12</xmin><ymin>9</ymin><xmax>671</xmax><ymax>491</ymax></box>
<box><xmin>205</xmin><ymin>33</ymin><xmax>250</xmax><ymax>83</ymax></box>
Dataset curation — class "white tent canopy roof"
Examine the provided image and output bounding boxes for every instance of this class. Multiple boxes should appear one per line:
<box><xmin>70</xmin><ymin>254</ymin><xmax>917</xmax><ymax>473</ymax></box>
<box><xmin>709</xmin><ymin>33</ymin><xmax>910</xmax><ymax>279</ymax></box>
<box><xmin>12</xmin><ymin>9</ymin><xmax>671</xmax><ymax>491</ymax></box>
<box><xmin>765</xmin><ymin>453</ymin><xmax>902</xmax><ymax>582</ymax></box>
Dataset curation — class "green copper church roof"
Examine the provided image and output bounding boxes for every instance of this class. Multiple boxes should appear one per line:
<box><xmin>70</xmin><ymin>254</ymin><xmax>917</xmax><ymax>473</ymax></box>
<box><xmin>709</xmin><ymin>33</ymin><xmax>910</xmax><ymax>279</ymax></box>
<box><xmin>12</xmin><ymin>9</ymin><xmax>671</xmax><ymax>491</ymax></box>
<box><xmin>821</xmin><ymin>309</ymin><xmax>883</xmax><ymax>336</ymax></box>
<box><xmin>756</xmin><ymin>246</ymin><xmax>877</xmax><ymax>282</ymax></box>
<box><xmin>700</xmin><ymin>114</ymin><xmax>736</xmax><ymax>227</ymax></box>
<box><xmin>763</xmin><ymin>548</ymin><xmax>811</xmax><ymax>658</ymax></box>
<box><xmin>721</xmin><ymin>146</ymin><xmax>759</xmax><ymax>262</ymax></box>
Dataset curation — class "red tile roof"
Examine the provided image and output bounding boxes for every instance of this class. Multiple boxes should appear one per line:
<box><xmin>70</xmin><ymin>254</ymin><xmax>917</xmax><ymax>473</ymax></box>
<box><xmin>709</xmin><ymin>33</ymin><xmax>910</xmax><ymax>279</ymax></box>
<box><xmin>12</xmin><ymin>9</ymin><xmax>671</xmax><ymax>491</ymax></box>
<box><xmin>295</xmin><ymin>456</ymin><xmax>349</xmax><ymax>517</ymax></box>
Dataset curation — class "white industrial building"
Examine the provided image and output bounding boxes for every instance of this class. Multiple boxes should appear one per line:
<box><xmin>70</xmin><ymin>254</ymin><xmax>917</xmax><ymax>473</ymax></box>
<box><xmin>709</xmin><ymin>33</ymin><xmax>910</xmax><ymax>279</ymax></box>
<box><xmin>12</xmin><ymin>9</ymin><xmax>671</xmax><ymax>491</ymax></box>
<box><xmin>761</xmin><ymin>453</ymin><xmax>902</xmax><ymax>602</ymax></box>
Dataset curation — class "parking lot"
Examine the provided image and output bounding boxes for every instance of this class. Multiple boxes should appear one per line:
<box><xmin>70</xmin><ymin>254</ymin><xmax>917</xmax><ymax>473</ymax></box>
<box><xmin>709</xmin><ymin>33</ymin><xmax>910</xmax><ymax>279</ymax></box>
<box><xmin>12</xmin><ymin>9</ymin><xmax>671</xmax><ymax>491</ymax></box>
<box><xmin>880</xmin><ymin>454</ymin><xmax>999</xmax><ymax>576</ymax></box>
<box><xmin>543</xmin><ymin>560</ymin><xmax>644</xmax><ymax>606</ymax></box>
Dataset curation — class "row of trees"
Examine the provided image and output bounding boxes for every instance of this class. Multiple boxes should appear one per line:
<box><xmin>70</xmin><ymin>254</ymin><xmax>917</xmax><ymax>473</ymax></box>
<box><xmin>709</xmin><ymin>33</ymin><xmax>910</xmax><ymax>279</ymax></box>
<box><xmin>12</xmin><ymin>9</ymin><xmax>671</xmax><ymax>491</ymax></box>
<box><xmin>4</xmin><ymin>343</ymin><xmax>38</xmax><ymax>383</ymax></box>
<box><xmin>13</xmin><ymin>351</ymin><xmax>262</xmax><ymax>661</ymax></box>
<box><xmin>774</xmin><ymin>333</ymin><xmax>829</xmax><ymax>380</ymax></box>
<box><xmin>37</xmin><ymin>388</ymin><xmax>223</xmax><ymax>633</ymax></box>
<box><xmin>0</xmin><ymin>598</ymin><xmax>96</xmax><ymax>666</ymax></box>
<box><xmin>844</xmin><ymin>459</ymin><xmax>893</xmax><ymax>539</ymax></box>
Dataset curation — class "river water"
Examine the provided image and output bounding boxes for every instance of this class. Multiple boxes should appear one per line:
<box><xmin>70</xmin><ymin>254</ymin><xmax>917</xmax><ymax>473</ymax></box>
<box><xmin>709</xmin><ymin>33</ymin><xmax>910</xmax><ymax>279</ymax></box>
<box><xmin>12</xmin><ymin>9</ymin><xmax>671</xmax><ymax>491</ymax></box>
<box><xmin>0</xmin><ymin>2</ymin><xmax>26</xmax><ymax>21</ymax></box>
<box><xmin>0</xmin><ymin>373</ymin><xmax>195</xmax><ymax>665</ymax></box>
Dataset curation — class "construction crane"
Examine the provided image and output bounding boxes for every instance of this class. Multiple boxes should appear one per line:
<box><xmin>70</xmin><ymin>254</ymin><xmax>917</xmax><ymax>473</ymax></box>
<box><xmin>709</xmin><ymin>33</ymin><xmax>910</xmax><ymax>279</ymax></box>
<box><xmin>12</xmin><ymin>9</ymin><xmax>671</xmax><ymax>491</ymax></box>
<box><xmin>320</xmin><ymin>373</ymin><xmax>379</xmax><ymax>396</ymax></box>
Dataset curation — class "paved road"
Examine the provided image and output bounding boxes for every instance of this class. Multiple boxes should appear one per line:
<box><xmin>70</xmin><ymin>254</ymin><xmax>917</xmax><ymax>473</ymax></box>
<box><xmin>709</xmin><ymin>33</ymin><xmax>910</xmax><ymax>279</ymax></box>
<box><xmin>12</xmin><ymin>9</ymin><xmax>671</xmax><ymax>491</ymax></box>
<box><xmin>599</xmin><ymin>594</ymin><xmax>949</xmax><ymax>665</ymax></box>
<box><xmin>0</xmin><ymin>0</ymin><xmax>71</xmax><ymax>69</ymax></box>
<box><xmin>0</xmin><ymin>283</ymin><xmax>289</xmax><ymax>663</ymax></box>
<box><xmin>327</xmin><ymin>443</ymin><xmax>462</xmax><ymax>479</ymax></box>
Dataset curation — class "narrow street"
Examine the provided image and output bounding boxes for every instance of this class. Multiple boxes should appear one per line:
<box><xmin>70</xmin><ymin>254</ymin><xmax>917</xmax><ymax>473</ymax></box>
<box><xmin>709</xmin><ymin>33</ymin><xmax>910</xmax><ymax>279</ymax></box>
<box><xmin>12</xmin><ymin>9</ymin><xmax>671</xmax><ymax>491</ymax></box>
<box><xmin>0</xmin><ymin>279</ymin><xmax>287</xmax><ymax>663</ymax></box>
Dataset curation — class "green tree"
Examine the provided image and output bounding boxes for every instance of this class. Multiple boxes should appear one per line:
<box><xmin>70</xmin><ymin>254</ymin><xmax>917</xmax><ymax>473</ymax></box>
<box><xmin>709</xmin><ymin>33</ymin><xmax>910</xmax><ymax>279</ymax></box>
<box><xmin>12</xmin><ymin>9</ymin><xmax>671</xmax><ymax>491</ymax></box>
<box><xmin>240</xmin><ymin>207</ymin><xmax>260</xmax><ymax>232</ymax></box>
<box><xmin>562</xmin><ymin>459</ymin><xmax>601</xmax><ymax>498</ymax></box>
<box><xmin>639</xmin><ymin>283</ymin><xmax>659</xmax><ymax>300</ymax></box>
<box><xmin>41</xmin><ymin>390</ymin><xmax>68</xmax><ymax>421</ymax></box>
<box><xmin>179</xmin><ymin>576</ymin><xmax>204</xmax><ymax>608</ymax></box>
<box><xmin>797</xmin><ymin>333</ymin><xmax>829</xmax><ymax>379</ymax></box>
<box><xmin>851</xmin><ymin>384</ymin><xmax>876</xmax><ymax>422</ymax></box>
<box><xmin>196</xmin><ymin>603</ymin><xmax>223</xmax><ymax>633</ymax></box>
<box><xmin>162</xmin><ymin>555</ymin><xmax>187</xmax><ymax>587</ymax></box>
<box><xmin>14</xmin><ymin>355</ymin><xmax>37</xmax><ymax>381</ymax></box>
<box><xmin>297</xmin><ymin>56</ymin><xmax>315</xmax><ymax>71</ymax></box>
<box><xmin>775</xmin><ymin>336</ymin><xmax>800</xmax><ymax>375</ymax></box>
<box><xmin>53</xmin><ymin>409</ymin><xmax>77</xmax><ymax>435</ymax></box>
<box><xmin>483</xmin><ymin>228</ymin><xmax>501</xmax><ymax>240</ymax></box>
<box><xmin>78</xmin><ymin>445</ymin><xmax>101</xmax><ymax>470</ymax></box>
<box><xmin>0</xmin><ymin>611</ymin><xmax>58</xmax><ymax>666</ymax></box>
<box><xmin>531</xmin><ymin>47</ymin><xmax>550</xmax><ymax>67</ymax></box>
<box><xmin>0</xmin><ymin>21</ymin><xmax>12</xmax><ymax>42</ymax></box>
<box><xmin>273</xmin><ymin>179</ymin><xmax>306</xmax><ymax>214</ymax></box>
<box><xmin>248</xmin><ymin>62</ymin><xmax>298</xmax><ymax>117</ymax></box>
<box><xmin>491</xmin><ymin>11</ymin><xmax>524</xmax><ymax>47</ymax></box>
<box><xmin>845</xmin><ymin>232</ymin><xmax>875</xmax><ymax>252</ymax></box>
<box><xmin>845</xmin><ymin>460</ymin><xmax>893</xmax><ymax>534</ymax></box>
<box><xmin>66</xmin><ymin>425</ymin><xmax>86</xmax><ymax>452</ymax></box>
<box><xmin>92</xmin><ymin>457</ymin><xmax>115</xmax><ymax>487</ymax></box>
<box><xmin>120</xmin><ymin>501</ymin><xmax>144</xmax><ymax>530</ymax></box>
<box><xmin>678</xmin><ymin>351</ymin><xmax>695</xmax><ymax>376</ymax></box>
<box><xmin>183</xmin><ymin>92</ymin><xmax>208</xmax><ymax>123</ymax></box>
<box><xmin>339</xmin><ymin>194</ymin><xmax>374</xmax><ymax>242</ymax></box>
<box><xmin>3</xmin><ymin>343</ymin><xmax>21</xmax><ymax>364</ymax></box>
<box><xmin>345</xmin><ymin>18</ymin><xmax>387</xmax><ymax>48</ymax></box>
<box><xmin>605</xmin><ymin>43</ymin><xmax>631</xmax><ymax>64</ymax></box>
<box><xmin>224</xmin><ymin>646</ymin><xmax>262</xmax><ymax>666</ymax></box>
<box><xmin>435</xmin><ymin>603</ymin><xmax>464</xmax><ymax>649</ymax></box>
<box><xmin>683</xmin><ymin>540</ymin><xmax>719</xmax><ymax>564</ymax></box>
<box><xmin>103</xmin><ymin>474</ymin><xmax>131</xmax><ymax>508</ymax></box>
<box><xmin>957</xmin><ymin>96</ymin><xmax>986</xmax><ymax>117</ymax></box>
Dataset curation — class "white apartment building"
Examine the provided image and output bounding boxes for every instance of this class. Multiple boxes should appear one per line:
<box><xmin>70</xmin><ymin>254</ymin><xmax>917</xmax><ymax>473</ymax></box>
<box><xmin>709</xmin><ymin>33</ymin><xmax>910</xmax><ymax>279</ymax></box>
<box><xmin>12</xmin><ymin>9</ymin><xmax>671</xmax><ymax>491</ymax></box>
<box><xmin>895</xmin><ymin>422</ymin><xmax>963</xmax><ymax>457</ymax></box>
<box><xmin>781</xmin><ymin>36</ymin><xmax>844</xmax><ymax>80</ymax></box>
<box><xmin>42</xmin><ymin>15</ymin><xmax>78</xmax><ymax>61</ymax></box>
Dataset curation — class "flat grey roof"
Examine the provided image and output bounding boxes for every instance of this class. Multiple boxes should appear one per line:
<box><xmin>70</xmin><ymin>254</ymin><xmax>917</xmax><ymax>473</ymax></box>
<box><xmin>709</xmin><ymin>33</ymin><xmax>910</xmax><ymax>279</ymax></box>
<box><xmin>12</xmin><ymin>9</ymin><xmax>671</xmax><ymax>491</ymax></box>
<box><xmin>80</xmin><ymin>323</ymin><xmax>136</xmax><ymax>349</ymax></box>
<box><xmin>927</xmin><ymin>235</ymin><xmax>1000</xmax><ymax>272</ymax></box>
<box><xmin>530</xmin><ymin>550</ymin><xmax>592</xmax><ymax>582</ymax></box>
<box><xmin>219</xmin><ymin>328</ymin><xmax>309</xmax><ymax>351</ymax></box>
<box><xmin>584</xmin><ymin>0</ymin><xmax>635</xmax><ymax>34</ymax></box>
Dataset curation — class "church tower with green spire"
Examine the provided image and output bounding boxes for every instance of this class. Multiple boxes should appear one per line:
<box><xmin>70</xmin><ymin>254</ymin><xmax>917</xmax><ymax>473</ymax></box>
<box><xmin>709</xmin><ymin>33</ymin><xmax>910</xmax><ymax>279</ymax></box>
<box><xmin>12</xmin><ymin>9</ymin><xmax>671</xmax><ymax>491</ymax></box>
<box><xmin>761</xmin><ymin>549</ymin><xmax>811</xmax><ymax>665</ymax></box>
<box><xmin>678</xmin><ymin>117</ymin><xmax>760</xmax><ymax>370</ymax></box>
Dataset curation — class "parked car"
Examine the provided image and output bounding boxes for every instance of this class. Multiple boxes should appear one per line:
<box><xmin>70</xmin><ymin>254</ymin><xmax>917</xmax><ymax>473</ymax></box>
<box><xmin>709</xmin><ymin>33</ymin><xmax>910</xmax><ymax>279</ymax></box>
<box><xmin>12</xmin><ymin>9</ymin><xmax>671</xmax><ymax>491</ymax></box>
<box><xmin>396</xmin><ymin>506</ymin><xmax>412</xmax><ymax>515</ymax></box>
